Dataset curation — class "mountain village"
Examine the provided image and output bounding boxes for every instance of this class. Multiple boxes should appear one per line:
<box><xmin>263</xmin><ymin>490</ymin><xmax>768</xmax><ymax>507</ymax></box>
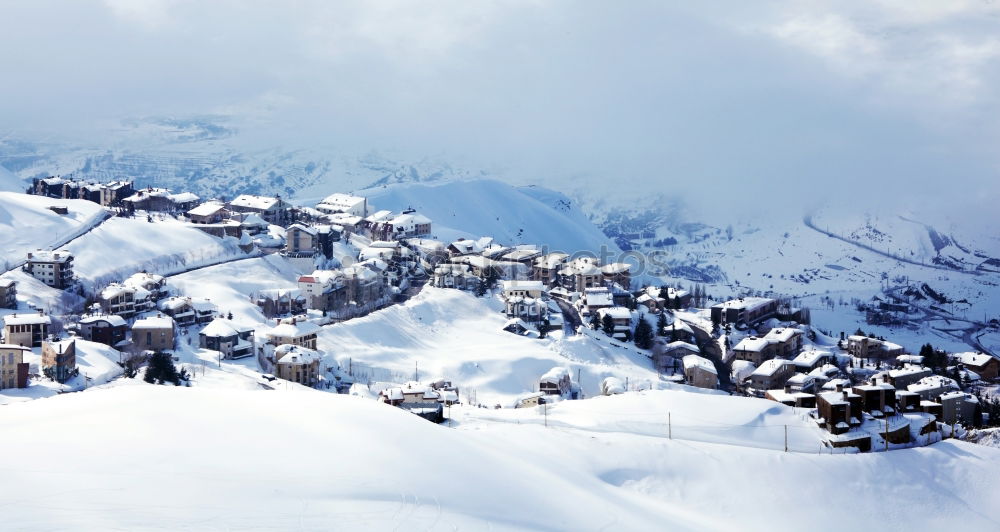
<box><xmin>0</xmin><ymin>175</ymin><xmax>997</xmax><ymax>454</ymax></box>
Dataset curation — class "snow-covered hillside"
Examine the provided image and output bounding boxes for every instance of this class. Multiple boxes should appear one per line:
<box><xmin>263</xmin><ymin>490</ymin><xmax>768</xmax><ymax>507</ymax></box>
<box><xmin>356</xmin><ymin>180</ymin><xmax>620</xmax><ymax>253</ymax></box>
<box><xmin>319</xmin><ymin>286</ymin><xmax>657</xmax><ymax>405</ymax></box>
<box><xmin>0</xmin><ymin>191</ymin><xmax>106</xmax><ymax>269</ymax></box>
<box><xmin>0</xmin><ymin>384</ymin><xmax>996</xmax><ymax>531</ymax></box>
<box><xmin>64</xmin><ymin>215</ymin><xmax>250</xmax><ymax>287</ymax></box>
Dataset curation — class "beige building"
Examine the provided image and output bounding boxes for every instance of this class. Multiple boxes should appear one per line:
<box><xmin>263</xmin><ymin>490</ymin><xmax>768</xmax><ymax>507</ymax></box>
<box><xmin>3</xmin><ymin>312</ymin><xmax>51</xmax><ymax>347</ymax></box>
<box><xmin>274</xmin><ymin>344</ymin><xmax>321</xmax><ymax>387</ymax></box>
<box><xmin>0</xmin><ymin>344</ymin><xmax>30</xmax><ymax>389</ymax></box>
<box><xmin>285</xmin><ymin>224</ymin><xmax>319</xmax><ymax>256</ymax></box>
<box><xmin>23</xmin><ymin>250</ymin><xmax>74</xmax><ymax>289</ymax></box>
<box><xmin>0</xmin><ymin>278</ymin><xmax>16</xmax><ymax>309</ymax></box>
<box><xmin>683</xmin><ymin>354</ymin><xmax>718</xmax><ymax>389</ymax></box>
<box><xmin>132</xmin><ymin>315</ymin><xmax>176</xmax><ymax>352</ymax></box>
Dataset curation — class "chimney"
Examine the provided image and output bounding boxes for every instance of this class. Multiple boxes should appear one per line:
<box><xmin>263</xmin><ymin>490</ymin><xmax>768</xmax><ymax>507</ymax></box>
<box><xmin>836</xmin><ymin>383</ymin><xmax>844</xmax><ymax>393</ymax></box>
<box><xmin>842</xmin><ymin>390</ymin><xmax>848</xmax><ymax>400</ymax></box>
<box><xmin>882</xmin><ymin>374</ymin><xmax>889</xmax><ymax>383</ymax></box>
<box><xmin>784</xmin><ymin>384</ymin><xmax>792</xmax><ymax>393</ymax></box>
<box><xmin>37</xmin><ymin>308</ymin><xmax>44</xmax><ymax>316</ymax></box>
<box><xmin>870</xmin><ymin>377</ymin><xmax>877</xmax><ymax>386</ymax></box>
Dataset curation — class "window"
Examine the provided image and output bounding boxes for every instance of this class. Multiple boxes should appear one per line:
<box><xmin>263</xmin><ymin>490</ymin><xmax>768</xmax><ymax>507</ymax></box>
<box><xmin>146</xmin><ymin>332</ymin><xmax>152</xmax><ymax>344</ymax></box>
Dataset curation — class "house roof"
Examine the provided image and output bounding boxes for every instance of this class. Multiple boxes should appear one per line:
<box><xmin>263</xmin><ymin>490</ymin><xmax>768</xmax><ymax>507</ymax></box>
<box><xmin>132</xmin><ymin>315</ymin><xmax>175</xmax><ymax>330</ymax></box>
<box><xmin>793</xmin><ymin>349</ymin><xmax>832</xmax><ymax>366</ymax></box>
<box><xmin>4</xmin><ymin>313</ymin><xmax>51</xmax><ymax>326</ymax></box>
<box><xmin>187</xmin><ymin>202</ymin><xmax>226</xmax><ymax>217</ymax></box>
<box><xmin>267</xmin><ymin>320</ymin><xmax>321</xmax><ymax>339</ymax></box>
<box><xmin>200</xmin><ymin>318</ymin><xmax>253</xmax><ymax>338</ymax></box>
<box><xmin>230</xmin><ymin>195</ymin><xmax>281</xmax><ymax>211</ymax></box>
<box><xmin>27</xmin><ymin>250</ymin><xmax>72</xmax><ymax>263</ymax></box>
<box><xmin>79</xmin><ymin>315</ymin><xmax>127</xmax><ymax>327</ymax></box>
<box><xmin>540</xmin><ymin>367</ymin><xmax>570</xmax><ymax>384</ymax></box>
<box><xmin>598</xmin><ymin>307</ymin><xmax>632</xmax><ymax>320</ymax></box>
<box><xmin>168</xmin><ymin>192</ymin><xmax>200</xmax><ymax>203</ymax></box>
<box><xmin>952</xmin><ymin>352</ymin><xmax>995</xmax><ymax>367</ymax></box>
<box><xmin>683</xmin><ymin>354</ymin><xmax>717</xmax><ymax>374</ymax></box>
<box><xmin>501</xmin><ymin>280</ymin><xmax>545</xmax><ymax>293</ymax></box>
<box><xmin>319</xmin><ymin>193</ymin><xmax>366</xmax><ymax>211</ymax></box>
<box><xmin>712</xmin><ymin>297</ymin><xmax>774</xmax><ymax>312</ymax></box>
<box><xmin>752</xmin><ymin>359</ymin><xmax>792</xmax><ymax>377</ymax></box>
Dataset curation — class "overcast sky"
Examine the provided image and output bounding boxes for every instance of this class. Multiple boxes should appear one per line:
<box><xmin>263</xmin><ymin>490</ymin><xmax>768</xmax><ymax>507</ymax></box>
<box><xmin>1</xmin><ymin>0</ymin><xmax>999</xmax><ymax>216</ymax></box>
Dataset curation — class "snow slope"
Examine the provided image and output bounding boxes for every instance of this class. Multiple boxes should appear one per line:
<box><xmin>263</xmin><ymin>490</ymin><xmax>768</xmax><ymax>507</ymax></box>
<box><xmin>0</xmin><ymin>191</ymin><xmax>106</xmax><ymax>269</ymax></box>
<box><xmin>64</xmin><ymin>215</ymin><xmax>248</xmax><ymax>286</ymax></box>
<box><xmin>355</xmin><ymin>179</ymin><xmax>621</xmax><ymax>253</ymax></box>
<box><xmin>320</xmin><ymin>287</ymin><xmax>663</xmax><ymax>405</ymax></box>
<box><xmin>0</xmin><ymin>385</ymin><xmax>996</xmax><ymax>530</ymax></box>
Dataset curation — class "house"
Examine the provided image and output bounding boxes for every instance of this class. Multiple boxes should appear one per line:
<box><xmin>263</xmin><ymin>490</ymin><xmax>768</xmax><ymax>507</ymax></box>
<box><xmin>265</xmin><ymin>318</ymin><xmax>320</xmax><ymax>350</ymax></box>
<box><xmin>816</xmin><ymin>388</ymin><xmax>863</xmax><ymax>435</ymax></box>
<box><xmin>131</xmin><ymin>315</ymin><xmax>176</xmax><ymax>352</ymax></box>
<box><xmin>652</xmin><ymin>340</ymin><xmax>700</xmax><ymax>373</ymax></box>
<box><xmin>601</xmin><ymin>263</ymin><xmax>632</xmax><ymax>290</ymax></box>
<box><xmin>98</xmin><ymin>283</ymin><xmax>137</xmax><ymax>317</ymax></box>
<box><xmin>501</xmin><ymin>280</ymin><xmax>545</xmax><ymax>299</ymax></box>
<box><xmin>227</xmin><ymin>195</ymin><xmax>288</xmax><ymax>224</ymax></box>
<box><xmin>710</xmin><ymin>297</ymin><xmax>778</xmax><ymax>326</ymax></box>
<box><xmin>749</xmin><ymin>359</ymin><xmax>795</xmax><ymax>393</ymax></box>
<box><xmin>122</xmin><ymin>188</ymin><xmax>177</xmax><ymax>212</ymax></box>
<box><xmin>379</xmin><ymin>382</ymin><xmax>446</xmax><ymax>421</ymax></box>
<box><xmin>31</xmin><ymin>177</ymin><xmax>134</xmax><ymax>206</ymax></box>
<box><xmin>254</xmin><ymin>289</ymin><xmax>306</xmax><ymax>318</ymax></box>
<box><xmin>762</xmin><ymin>328</ymin><xmax>802</xmax><ymax>358</ymax></box>
<box><xmin>515</xmin><ymin>391</ymin><xmax>547</xmax><ymax>408</ymax></box>
<box><xmin>558</xmin><ymin>258</ymin><xmax>604</xmax><ymax>292</ymax></box>
<box><xmin>187</xmin><ymin>202</ymin><xmax>229</xmax><ymax>224</ymax></box>
<box><xmin>0</xmin><ymin>278</ymin><xmax>16</xmax><ymax>309</ymax></box>
<box><xmin>284</xmin><ymin>224</ymin><xmax>319</xmax><ymax>257</ymax></box>
<box><xmin>636</xmin><ymin>292</ymin><xmax>665</xmax><ymax>313</ymax></box>
<box><xmin>158</xmin><ymin>297</ymin><xmax>196</xmax><ymax>326</ymax></box>
<box><xmin>662</xmin><ymin>286</ymin><xmax>692</xmax><ymax>309</ymax></box>
<box><xmin>597</xmin><ymin>307</ymin><xmax>632</xmax><ymax>339</ymax></box>
<box><xmin>298</xmin><ymin>271</ymin><xmax>347</xmax><ymax>312</ymax></box>
<box><xmin>531</xmin><ymin>253</ymin><xmax>568</xmax><ymax>286</ymax></box>
<box><xmin>580</xmin><ymin>287</ymin><xmax>613</xmax><ymax>316</ymax></box>
<box><xmin>885</xmin><ymin>366</ymin><xmax>933</xmax><ymax>390</ymax></box>
<box><xmin>732</xmin><ymin>336</ymin><xmax>775</xmax><ymax>365</ymax></box>
<box><xmin>907</xmin><ymin>375</ymin><xmax>960</xmax><ymax>401</ymax></box>
<box><xmin>950</xmin><ymin>352</ymin><xmax>999</xmax><ymax>380</ymax></box>
<box><xmin>23</xmin><ymin>250</ymin><xmax>74</xmax><ymax>288</ymax></box>
<box><xmin>369</xmin><ymin>211</ymin><xmax>432</xmax><ymax>240</ymax></box>
<box><xmin>505</xmin><ymin>295</ymin><xmax>548</xmax><ymax>323</ymax></box>
<box><xmin>501</xmin><ymin>247</ymin><xmax>543</xmax><ymax>266</ymax></box>
<box><xmin>3</xmin><ymin>312</ymin><xmax>51</xmax><ymax>347</ymax></box>
<box><xmin>78</xmin><ymin>315</ymin><xmax>127</xmax><ymax>347</ymax></box>
<box><xmin>191</xmin><ymin>300</ymin><xmax>217</xmax><ymax>323</ymax></box>
<box><xmin>316</xmin><ymin>193</ymin><xmax>368</xmax><ymax>217</ymax></box>
<box><xmin>432</xmin><ymin>263</ymin><xmax>481</xmax><ymax>291</ymax></box>
<box><xmin>732</xmin><ymin>328</ymin><xmax>803</xmax><ymax>365</ymax></box>
<box><xmin>236</xmin><ymin>212</ymin><xmax>270</xmax><ymax>235</ymax></box>
<box><xmin>765</xmin><ymin>388</ymin><xmax>816</xmax><ymax>408</ymax></box>
<box><xmin>168</xmin><ymin>192</ymin><xmax>201</xmax><ymax>212</ymax></box>
<box><xmin>199</xmin><ymin>318</ymin><xmax>256</xmax><ymax>359</ymax></box>
<box><xmin>939</xmin><ymin>392</ymin><xmax>982</xmax><ymax>426</ymax></box>
<box><xmin>854</xmin><ymin>377</ymin><xmax>897</xmax><ymax>417</ymax></box>
<box><xmin>847</xmin><ymin>335</ymin><xmax>904</xmax><ymax>361</ymax></box>
<box><xmin>274</xmin><ymin>344</ymin><xmax>321</xmax><ymax>387</ymax></box>
<box><xmin>539</xmin><ymin>367</ymin><xmax>572</xmax><ymax>396</ymax></box>
<box><xmin>41</xmin><ymin>338</ymin><xmax>77</xmax><ymax>383</ymax></box>
<box><xmin>682</xmin><ymin>354</ymin><xmax>718</xmax><ymax>389</ymax></box>
<box><xmin>792</xmin><ymin>349</ymin><xmax>835</xmax><ymax>373</ymax></box>
<box><xmin>447</xmin><ymin>236</ymin><xmax>495</xmax><ymax>257</ymax></box>
<box><xmin>0</xmin><ymin>344</ymin><xmax>30</xmax><ymax>389</ymax></box>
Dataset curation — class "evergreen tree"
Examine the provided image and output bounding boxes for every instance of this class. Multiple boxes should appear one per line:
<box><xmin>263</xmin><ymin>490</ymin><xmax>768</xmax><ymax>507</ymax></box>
<box><xmin>602</xmin><ymin>314</ymin><xmax>615</xmax><ymax>336</ymax></box>
<box><xmin>656</xmin><ymin>313</ymin><xmax>668</xmax><ymax>337</ymax></box>
<box><xmin>590</xmin><ymin>312</ymin><xmax>601</xmax><ymax>331</ymax></box>
<box><xmin>145</xmin><ymin>352</ymin><xmax>181</xmax><ymax>386</ymax></box>
<box><xmin>634</xmin><ymin>318</ymin><xmax>653</xmax><ymax>349</ymax></box>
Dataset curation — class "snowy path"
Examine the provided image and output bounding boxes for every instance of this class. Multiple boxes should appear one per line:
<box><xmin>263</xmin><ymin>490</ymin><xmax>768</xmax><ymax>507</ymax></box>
<box><xmin>1</xmin><ymin>206</ymin><xmax>112</xmax><ymax>274</ymax></box>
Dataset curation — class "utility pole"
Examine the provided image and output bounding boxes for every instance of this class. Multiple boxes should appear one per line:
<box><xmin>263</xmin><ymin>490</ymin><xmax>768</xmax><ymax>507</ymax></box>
<box><xmin>885</xmin><ymin>417</ymin><xmax>890</xmax><ymax>452</ymax></box>
<box><xmin>543</xmin><ymin>402</ymin><xmax>548</xmax><ymax>427</ymax></box>
<box><xmin>784</xmin><ymin>425</ymin><xmax>788</xmax><ymax>452</ymax></box>
<box><xmin>414</xmin><ymin>361</ymin><xmax>418</xmax><ymax>382</ymax></box>
<box><xmin>668</xmin><ymin>412</ymin><xmax>672</xmax><ymax>440</ymax></box>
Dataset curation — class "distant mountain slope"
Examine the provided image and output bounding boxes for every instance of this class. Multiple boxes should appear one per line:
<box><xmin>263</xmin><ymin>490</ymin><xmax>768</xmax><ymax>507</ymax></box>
<box><xmin>0</xmin><ymin>164</ymin><xmax>23</xmax><ymax>192</ymax></box>
<box><xmin>359</xmin><ymin>179</ymin><xmax>621</xmax><ymax>253</ymax></box>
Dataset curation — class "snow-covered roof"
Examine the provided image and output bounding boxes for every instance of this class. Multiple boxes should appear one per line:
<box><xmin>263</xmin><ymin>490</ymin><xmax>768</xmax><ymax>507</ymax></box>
<box><xmin>540</xmin><ymin>367</ymin><xmax>570</xmax><ymax>384</ymax></box>
<box><xmin>390</xmin><ymin>212</ymin><xmax>432</xmax><ymax>226</ymax></box>
<box><xmin>601</xmin><ymin>263</ymin><xmax>631</xmax><ymax>275</ymax></box>
<box><xmin>0</xmin><ymin>278</ymin><xmax>16</xmax><ymax>288</ymax></box>
<box><xmin>230</xmin><ymin>195</ymin><xmax>281</xmax><ymax>211</ymax></box>
<box><xmin>100</xmin><ymin>283</ymin><xmax>132</xmax><ymax>300</ymax></box>
<box><xmin>683</xmin><ymin>354</ymin><xmax>717</xmax><ymax>374</ymax></box>
<box><xmin>751</xmin><ymin>359</ymin><xmax>792</xmax><ymax>377</ymax></box>
<box><xmin>319</xmin><ymin>193</ymin><xmax>366</xmax><ymax>211</ymax></box>
<box><xmin>598</xmin><ymin>307</ymin><xmax>632</xmax><ymax>320</ymax></box>
<box><xmin>0</xmin><ymin>343</ymin><xmax>31</xmax><ymax>350</ymax></box>
<box><xmin>583</xmin><ymin>287</ymin><xmax>613</xmax><ymax>307</ymax></box>
<box><xmin>287</xmin><ymin>223</ymin><xmax>318</xmax><ymax>236</ymax></box>
<box><xmin>168</xmin><ymin>192</ymin><xmax>200</xmax><ymax>203</ymax></box>
<box><xmin>4</xmin><ymin>313</ymin><xmax>51</xmax><ymax>326</ymax></box>
<box><xmin>27</xmin><ymin>249</ymin><xmax>72</xmax><ymax>263</ymax></box>
<box><xmin>132</xmin><ymin>315</ymin><xmax>175</xmax><ymax>330</ymax></box>
<box><xmin>887</xmin><ymin>365</ymin><xmax>931</xmax><ymax>379</ymax></box>
<box><xmin>158</xmin><ymin>297</ymin><xmax>191</xmax><ymax>311</ymax></box>
<box><xmin>501</xmin><ymin>280</ymin><xmax>544</xmax><ymax>293</ymax></box>
<box><xmin>79</xmin><ymin>315</ymin><xmax>127</xmax><ymax>327</ymax></box>
<box><xmin>734</xmin><ymin>336</ymin><xmax>770</xmax><ymax>352</ymax></box>
<box><xmin>764</xmin><ymin>327</ymin><xmax>799</xmax><ymax>342</ymax></box>
<box><xmin>662</xmin><ymin>340</ymin><xmax>700</xmax><ymax>354</ymax></box>
<box><xmin>275</xmin><ymin>344</ymin><xmax>321</xmax><ymax>365</ymax></box>
<box><xmin>237</xmin><ymin>212</ymin><xmax>269</xmax><ymax>227</ymax></box>
<box><xmin>187</xmin><ymin>202</ymin><xmax>226</xmax><ymax>217</ymax></box>
<box><xmin>200</xmin><ymin>318</ymin><xmax>253</xmax><ymax>338</ymax></box>
<box><xmin>268</xmin><ymin>320</ymin><xmax>321</xmax><ymax>339</ymax></box>
<box><xmin>952</xmin><ymin>352</ymin><xmax>994</xmax><ymax>367</ymax></box>
<box><xmin>793</xmin><ymin>349</ymin><xmax>832</xmax><ymax>366</ymax></box>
